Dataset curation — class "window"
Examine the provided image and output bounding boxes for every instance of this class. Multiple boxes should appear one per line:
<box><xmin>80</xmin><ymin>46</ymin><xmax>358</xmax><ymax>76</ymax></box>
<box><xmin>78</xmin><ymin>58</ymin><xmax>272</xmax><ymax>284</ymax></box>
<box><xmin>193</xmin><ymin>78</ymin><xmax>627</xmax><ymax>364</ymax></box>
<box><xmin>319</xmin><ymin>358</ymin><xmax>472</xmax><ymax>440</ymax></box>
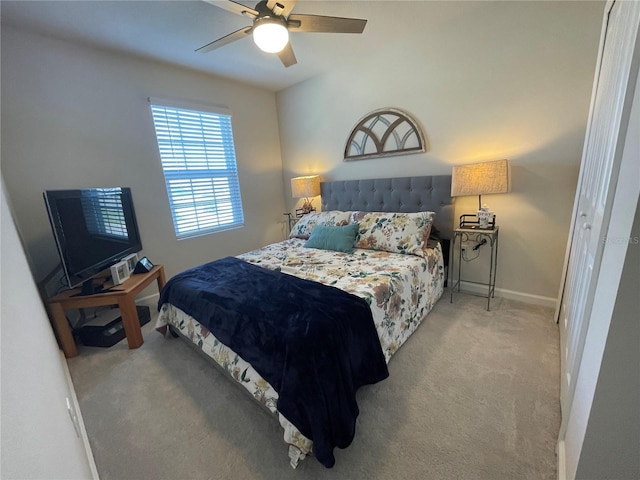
<box><xmin>149</xmin><ymin>98</ymin><xmax>244</xmax><ymax>239</ymax></box>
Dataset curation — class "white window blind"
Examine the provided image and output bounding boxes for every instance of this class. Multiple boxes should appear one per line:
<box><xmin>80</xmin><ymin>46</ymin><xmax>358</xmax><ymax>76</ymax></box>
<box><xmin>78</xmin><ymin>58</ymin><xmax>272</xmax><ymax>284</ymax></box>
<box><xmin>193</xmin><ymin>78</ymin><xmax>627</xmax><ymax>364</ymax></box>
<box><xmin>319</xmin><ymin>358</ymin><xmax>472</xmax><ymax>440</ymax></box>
<box><xmin>149</xmin><ymin>101</ymin><xmax>244</xmax><ymax>239</ymax></box>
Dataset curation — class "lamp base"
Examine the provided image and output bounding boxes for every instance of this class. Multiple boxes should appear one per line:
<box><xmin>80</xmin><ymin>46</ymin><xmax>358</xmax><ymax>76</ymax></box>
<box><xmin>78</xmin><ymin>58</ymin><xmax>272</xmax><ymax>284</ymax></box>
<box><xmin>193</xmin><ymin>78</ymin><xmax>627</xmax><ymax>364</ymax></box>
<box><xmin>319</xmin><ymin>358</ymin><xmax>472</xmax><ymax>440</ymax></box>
<box><xmin>459</xmin><ymin>213</ymin><xmax>496</xmax><ymax>230</ymax></box>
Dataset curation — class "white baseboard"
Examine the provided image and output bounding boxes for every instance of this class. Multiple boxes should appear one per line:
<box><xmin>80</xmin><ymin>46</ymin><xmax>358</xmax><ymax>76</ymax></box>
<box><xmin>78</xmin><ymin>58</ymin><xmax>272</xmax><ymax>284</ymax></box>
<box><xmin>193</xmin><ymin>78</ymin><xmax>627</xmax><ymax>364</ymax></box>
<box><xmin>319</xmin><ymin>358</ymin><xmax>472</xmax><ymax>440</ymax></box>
<box><xmin>456</xmin><ymin>281</ymin><xmax>558</xmax><ymax>308</ymax></box>
<box><xmin>137</xmin><ymin>292</ymin><xmax>160</xmax><ymax>305</ymax></box>
<box><xmin>60</xmin><ymin>350</ymin><xmax>100</xmax><ymax>480</ymax></box>
<box><xmin>557</xmin><ymin>440</ymin><xmax>567</xmax><ymax>480</ymax></box>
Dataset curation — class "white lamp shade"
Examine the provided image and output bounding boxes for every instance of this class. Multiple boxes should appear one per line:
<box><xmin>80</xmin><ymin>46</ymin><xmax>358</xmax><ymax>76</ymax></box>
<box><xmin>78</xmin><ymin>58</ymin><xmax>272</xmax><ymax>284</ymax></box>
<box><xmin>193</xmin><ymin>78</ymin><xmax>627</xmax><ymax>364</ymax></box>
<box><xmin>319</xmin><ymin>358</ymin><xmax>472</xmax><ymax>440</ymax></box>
<box><xmin>451</xmin><ymin>159</ymin><xmax>510</xmax><ymax>197</ymax></box>
<box><xmin>253</xmin><ymin>18</ymin><xmax>289</xmax><ymax>53</ymax></box>
<box><xmin>291</xmin><ymin>175</ymin><xmax>321</xmax><ymax>199</ymax></box>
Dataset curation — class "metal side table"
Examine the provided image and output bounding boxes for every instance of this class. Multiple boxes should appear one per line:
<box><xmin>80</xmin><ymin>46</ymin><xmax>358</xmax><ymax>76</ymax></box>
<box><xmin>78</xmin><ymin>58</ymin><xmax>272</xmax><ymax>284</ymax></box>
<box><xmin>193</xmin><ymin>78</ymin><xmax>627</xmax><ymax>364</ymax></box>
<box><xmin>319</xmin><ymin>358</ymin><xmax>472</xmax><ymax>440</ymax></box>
<box><xmin>450</xmin><ymin>226</ymin><xmax>499</xmax><ymax>310</ymax></box>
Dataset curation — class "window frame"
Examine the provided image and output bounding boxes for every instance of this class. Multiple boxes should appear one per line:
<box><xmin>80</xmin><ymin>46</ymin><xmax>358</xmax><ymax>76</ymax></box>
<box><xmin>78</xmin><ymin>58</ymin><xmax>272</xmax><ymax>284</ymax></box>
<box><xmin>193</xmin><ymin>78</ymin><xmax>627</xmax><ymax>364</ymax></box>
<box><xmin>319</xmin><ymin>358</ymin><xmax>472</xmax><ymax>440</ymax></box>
<box><xmin>148</xmin><ymin>97</ymin><xmax>245</xmax><ymax>240</ymax></box>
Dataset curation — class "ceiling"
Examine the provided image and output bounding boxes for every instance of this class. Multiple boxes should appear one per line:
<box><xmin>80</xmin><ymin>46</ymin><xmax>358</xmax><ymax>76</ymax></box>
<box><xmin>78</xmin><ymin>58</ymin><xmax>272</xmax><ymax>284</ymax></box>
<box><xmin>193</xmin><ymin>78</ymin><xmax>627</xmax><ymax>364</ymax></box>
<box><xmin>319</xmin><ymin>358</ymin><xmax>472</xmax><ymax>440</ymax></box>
<box><xmin>1</xmin><ymin>0</ymin><xmax>440</xmax><ymax>92</ymax></box>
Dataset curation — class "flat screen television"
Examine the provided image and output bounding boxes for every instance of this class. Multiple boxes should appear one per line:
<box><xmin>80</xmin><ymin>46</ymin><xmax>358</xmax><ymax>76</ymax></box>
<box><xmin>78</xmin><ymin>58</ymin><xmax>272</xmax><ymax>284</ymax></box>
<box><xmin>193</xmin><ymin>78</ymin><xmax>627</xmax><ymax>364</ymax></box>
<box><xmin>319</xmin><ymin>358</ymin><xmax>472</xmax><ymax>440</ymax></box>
<box><xmin>43</xmin><ymin>187</ymin><xmax>142</xmax><ymax>293</ymax></box>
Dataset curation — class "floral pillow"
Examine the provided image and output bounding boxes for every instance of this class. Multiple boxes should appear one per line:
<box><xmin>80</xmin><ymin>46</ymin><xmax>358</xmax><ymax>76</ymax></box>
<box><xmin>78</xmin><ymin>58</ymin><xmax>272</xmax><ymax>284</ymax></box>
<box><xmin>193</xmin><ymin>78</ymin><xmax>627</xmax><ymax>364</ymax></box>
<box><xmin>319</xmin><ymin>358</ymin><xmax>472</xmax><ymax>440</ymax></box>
<box><xmin>351</xmin><ymin>211</ymin><xmax>436</xmax><ymax>257</ymax></box>
<box><xmin>289</xmin><ymin>210</ymin><xmax>352</xmax><ymax>239</ymax></box>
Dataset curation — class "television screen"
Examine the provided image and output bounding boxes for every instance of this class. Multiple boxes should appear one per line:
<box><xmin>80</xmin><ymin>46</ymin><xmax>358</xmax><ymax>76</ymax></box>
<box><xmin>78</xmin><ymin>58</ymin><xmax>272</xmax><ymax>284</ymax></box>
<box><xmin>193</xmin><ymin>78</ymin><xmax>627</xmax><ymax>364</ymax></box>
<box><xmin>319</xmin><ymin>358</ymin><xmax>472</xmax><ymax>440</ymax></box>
<box><xmin>43</xmin><ymin>187</ymin><xmax>142</xmax><ymax>290</ymax></box>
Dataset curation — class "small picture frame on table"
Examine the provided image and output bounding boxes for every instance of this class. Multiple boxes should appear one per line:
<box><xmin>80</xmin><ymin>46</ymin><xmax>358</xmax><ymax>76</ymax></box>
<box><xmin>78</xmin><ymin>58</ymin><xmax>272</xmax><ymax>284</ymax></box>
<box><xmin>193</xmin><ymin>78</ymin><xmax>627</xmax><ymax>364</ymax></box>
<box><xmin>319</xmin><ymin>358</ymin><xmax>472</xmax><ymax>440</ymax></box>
<box><xmin>110</xmin><ymin>260</ymin><xmax>131</xmax><ymax>285</ymax></box>
<box><xmin>123</xmin><ymin>253</ymin><xmax>138</xmax><ymax>274</ymax></box>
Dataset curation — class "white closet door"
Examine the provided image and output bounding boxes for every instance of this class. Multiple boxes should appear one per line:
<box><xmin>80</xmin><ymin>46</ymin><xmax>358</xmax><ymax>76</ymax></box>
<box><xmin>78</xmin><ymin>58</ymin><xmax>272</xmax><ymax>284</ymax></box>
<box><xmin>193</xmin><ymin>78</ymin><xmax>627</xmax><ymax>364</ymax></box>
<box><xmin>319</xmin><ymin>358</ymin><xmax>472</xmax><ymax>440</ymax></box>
<box><xmin>557</xmin><ymin>0</ymin><xmax>640</xmax><ymax>442</ymax></box>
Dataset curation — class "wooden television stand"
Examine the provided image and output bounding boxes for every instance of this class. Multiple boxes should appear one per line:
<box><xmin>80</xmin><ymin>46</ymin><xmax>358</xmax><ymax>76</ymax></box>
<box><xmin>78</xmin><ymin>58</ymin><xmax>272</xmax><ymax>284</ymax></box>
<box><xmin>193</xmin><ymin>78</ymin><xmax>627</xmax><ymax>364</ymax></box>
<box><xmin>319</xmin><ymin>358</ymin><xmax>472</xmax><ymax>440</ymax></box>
<box><xmin>47</xmin><ymin>265</ymin><xmax>166</xmax><ymax>358</ymax></box>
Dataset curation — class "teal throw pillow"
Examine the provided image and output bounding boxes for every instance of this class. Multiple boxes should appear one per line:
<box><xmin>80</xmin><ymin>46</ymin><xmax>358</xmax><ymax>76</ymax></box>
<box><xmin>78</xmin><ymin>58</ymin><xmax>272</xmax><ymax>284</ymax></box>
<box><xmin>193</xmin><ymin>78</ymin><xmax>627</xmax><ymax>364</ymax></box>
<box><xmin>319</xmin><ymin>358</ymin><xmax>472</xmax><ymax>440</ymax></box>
<box><xmin>304</xmin><ymin>223</ymin><xmax>359</xmax><ymax>253</ymax></box>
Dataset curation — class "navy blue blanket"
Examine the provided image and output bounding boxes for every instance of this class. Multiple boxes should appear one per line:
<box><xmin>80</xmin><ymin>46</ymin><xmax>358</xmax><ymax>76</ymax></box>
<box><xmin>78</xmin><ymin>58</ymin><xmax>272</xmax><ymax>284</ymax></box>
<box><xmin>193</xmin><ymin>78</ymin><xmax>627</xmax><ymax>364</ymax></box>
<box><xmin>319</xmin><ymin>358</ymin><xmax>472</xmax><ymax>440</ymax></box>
<box><xmin>158</xmin><ymin>256</ymin><xmax>389</xmax><ymax>467</ymax></box>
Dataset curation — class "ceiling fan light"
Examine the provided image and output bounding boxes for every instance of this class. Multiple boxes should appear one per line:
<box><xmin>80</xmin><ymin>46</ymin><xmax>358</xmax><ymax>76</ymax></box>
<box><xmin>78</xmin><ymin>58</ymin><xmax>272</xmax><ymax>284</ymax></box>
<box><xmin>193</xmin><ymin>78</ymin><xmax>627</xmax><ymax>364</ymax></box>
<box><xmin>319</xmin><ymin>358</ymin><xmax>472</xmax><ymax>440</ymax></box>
<box><xmin>253</xmin><ymin>18</ymin><xmax>289</xmax><ymax>53</ymax></box>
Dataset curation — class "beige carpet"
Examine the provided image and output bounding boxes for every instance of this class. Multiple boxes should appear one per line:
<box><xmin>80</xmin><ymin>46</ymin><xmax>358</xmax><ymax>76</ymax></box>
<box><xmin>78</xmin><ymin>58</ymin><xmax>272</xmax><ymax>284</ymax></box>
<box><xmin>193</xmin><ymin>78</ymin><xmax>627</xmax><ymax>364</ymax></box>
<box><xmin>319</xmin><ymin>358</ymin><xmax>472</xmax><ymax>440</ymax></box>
<box><xmin>67</xmin><ymin>292</ymin><xmax>560</xmax><ymax>480</ymax></box>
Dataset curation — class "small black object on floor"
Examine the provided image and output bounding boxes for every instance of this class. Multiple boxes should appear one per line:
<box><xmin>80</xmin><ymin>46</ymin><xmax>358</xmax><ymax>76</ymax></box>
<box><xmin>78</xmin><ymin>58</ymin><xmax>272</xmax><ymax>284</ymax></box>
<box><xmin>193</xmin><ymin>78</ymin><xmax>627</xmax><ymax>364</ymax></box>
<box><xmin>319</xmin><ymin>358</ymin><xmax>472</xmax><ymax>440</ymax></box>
<box><xmin>78</xmin><ymin>305</ymin><xmax>151</xmax><ymax>348</ymax></box>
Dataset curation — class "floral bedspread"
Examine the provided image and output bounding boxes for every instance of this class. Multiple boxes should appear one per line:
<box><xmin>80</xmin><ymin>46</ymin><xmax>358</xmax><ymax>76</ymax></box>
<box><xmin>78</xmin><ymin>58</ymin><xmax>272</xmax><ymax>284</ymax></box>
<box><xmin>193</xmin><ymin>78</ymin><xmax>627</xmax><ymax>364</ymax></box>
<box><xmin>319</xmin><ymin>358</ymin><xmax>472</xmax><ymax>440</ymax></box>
<box><xmin>156</xmin><ymin>238</ymin><xmax>444</xmax><ymax>466</ymax></box>
<box><xmin>238</xmin><ymin>238</ymin><xmax>444</xmax><ymax>360</ymax></box>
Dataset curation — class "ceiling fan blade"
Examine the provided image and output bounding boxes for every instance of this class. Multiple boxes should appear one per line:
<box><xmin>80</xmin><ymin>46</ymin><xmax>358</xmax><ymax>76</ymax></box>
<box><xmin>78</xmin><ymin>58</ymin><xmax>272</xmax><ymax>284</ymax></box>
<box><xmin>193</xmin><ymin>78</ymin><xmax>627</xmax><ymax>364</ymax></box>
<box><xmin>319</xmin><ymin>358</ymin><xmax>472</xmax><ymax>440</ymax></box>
<box><xmin>266</xmin><ymin>0</ymin><xmax>297</xmax><ymax>17</ymax></box>
<box><xmin>202</xmin><ymin>0</ymin><xmax>259</xmax><ymax>19</ymax></box>
<box><xmin>287</xmin><ymin>14</ymin><xmax>367</xmax><ymax>34</ymax></box>
<box><xmin>277</xmin><ymin>42</ymin><xmax>297</xmax><ymax>68</ymax></box>
<box><xmin>195</xmin><ymin>26</ymin><xmax>252</xmax><ymax>53</ymax></box>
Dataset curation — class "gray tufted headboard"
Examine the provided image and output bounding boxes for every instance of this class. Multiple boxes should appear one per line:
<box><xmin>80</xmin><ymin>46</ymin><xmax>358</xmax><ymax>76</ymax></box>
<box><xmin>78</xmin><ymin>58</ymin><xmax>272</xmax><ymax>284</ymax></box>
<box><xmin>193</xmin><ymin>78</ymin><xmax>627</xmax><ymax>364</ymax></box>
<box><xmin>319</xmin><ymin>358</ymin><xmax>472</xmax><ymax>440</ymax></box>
<box><xmin>320</xmin><ymin>175</ymin><xmax>453</xmax><ymax>241</ymax></box>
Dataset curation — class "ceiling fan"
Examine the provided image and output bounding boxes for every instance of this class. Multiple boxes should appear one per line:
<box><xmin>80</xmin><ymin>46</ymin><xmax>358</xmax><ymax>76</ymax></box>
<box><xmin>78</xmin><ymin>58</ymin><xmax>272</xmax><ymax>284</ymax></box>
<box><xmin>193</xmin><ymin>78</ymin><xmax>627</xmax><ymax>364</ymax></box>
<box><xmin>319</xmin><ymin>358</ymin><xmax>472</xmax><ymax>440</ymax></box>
<box><xmin>197</xmin><ymin>0</ymin><xmax>367</xmax><ymax>67</ymax></box>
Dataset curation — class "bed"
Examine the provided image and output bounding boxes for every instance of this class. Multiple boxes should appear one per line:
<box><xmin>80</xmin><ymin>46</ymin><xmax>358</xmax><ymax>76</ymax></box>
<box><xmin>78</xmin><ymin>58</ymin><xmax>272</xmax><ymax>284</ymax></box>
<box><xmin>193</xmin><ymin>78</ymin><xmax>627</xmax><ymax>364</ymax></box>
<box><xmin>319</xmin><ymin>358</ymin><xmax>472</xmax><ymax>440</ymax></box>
<box><xmin>156</xmin><ymin>175</ymin><xmax>453</xmax><ymax>468</ymax></box>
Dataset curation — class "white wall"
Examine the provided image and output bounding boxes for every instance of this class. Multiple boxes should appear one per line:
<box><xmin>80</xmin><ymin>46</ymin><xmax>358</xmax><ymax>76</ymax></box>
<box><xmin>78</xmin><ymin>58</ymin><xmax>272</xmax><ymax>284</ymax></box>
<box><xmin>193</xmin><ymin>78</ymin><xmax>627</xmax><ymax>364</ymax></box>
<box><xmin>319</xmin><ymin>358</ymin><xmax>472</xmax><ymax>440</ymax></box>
<box><xmin>1</xmin><ymin>3</ymin><xmax>605</xmax><ymax>302</ymax></box>
<box><xmin>1</xmin><ymin>25</ymin><xmax>286</xmax><ymax>283</ymax></box>
<box><xmin>276</xmin><ymin>1</ymin><xmax>604</xmax><ymax>301</ymax></box>
<box><xmin>1</xmin><ymin>179</ymin><xmax>97</xmax><ymax>479</ymax></box>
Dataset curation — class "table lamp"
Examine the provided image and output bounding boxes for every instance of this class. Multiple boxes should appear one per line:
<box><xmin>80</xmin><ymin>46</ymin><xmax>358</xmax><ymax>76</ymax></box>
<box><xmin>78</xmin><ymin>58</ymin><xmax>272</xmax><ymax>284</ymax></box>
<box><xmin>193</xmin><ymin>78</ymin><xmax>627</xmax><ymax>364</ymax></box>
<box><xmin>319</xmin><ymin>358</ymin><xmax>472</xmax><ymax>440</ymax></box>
<box><xmin>291</xmin><ymin>175</ymin><xmax>321</xmax><ymax>215</ymax></box>
<box><xmin>451</xmin><ymin>159</ymin><xmax>509</xmax><ymax>228</ymax></box>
